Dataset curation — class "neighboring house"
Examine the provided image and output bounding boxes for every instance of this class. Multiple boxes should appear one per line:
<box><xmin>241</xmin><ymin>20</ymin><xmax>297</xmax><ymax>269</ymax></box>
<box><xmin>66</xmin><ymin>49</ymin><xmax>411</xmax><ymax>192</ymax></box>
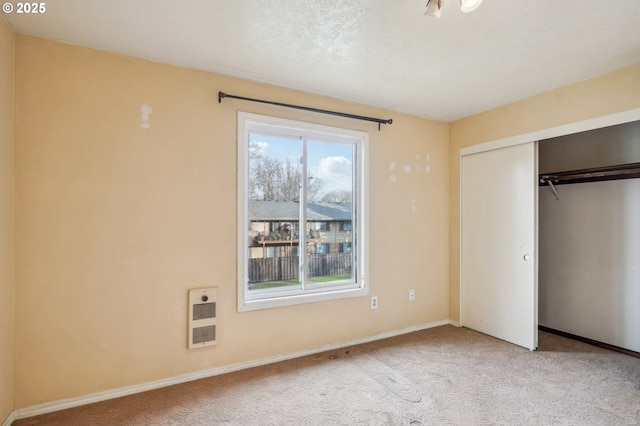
<box><xmin>248</xmin><ymin>201</ymin><xmax>353</xmax><ymax>259</ymax></box>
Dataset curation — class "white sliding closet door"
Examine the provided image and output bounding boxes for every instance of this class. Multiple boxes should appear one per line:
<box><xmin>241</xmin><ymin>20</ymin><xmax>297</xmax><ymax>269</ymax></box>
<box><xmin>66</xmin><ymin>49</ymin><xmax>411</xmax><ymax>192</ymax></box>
<box><xmin>461</xmin><ymin>141</ymin><xmax>538</xmax><ymax>350</ymax></box>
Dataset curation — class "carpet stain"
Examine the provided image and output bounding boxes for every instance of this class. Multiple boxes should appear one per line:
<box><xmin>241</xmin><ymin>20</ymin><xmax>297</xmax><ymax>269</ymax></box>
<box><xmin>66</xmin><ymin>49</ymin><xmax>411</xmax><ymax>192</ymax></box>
<box><xmin>354</xmin><ymin>353</ymin><xmax>422</xmax><ymax>403</ymax></box>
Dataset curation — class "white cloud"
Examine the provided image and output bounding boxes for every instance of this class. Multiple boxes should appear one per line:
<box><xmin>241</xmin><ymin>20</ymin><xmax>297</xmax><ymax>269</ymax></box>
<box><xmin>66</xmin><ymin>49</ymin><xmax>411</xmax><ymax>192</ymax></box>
<box><xmin>249</xmin><ymin>140</ymin><xmax>269</xmax><ymax>156</ymax></box>
<box><xmin>312</xmin><ymin>156</ymin><xmax>352</xmax><ymax>194</ymax></box>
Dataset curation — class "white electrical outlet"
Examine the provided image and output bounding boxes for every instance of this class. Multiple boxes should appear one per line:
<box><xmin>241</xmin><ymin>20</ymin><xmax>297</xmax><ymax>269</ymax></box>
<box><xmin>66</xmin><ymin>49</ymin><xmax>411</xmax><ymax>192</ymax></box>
<box><xmin>371</xmin><ymin>296</ymin><xmax>378</xmax><ymax>309</ymax></box>
<box><xmin>409</xmin><ymin>290</ymin><xmax>415</xmax><ymax>302</ymax></box>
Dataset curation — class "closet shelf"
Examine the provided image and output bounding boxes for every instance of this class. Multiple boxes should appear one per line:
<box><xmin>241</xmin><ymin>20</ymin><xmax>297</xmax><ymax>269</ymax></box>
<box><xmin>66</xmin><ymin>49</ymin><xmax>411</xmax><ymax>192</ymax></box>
<box><xmin>539</xmin><ymin>162</ymin><xmax>640</xmax><ymax>186</ymax></box>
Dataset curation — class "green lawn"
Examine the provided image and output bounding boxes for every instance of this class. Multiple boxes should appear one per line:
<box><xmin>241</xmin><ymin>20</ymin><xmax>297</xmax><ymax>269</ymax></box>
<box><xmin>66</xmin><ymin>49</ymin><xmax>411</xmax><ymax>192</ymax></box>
<box><xmin>249</xmin><ymin>275</ymin><xmax>350</xmax><ymax>290</ymax></box>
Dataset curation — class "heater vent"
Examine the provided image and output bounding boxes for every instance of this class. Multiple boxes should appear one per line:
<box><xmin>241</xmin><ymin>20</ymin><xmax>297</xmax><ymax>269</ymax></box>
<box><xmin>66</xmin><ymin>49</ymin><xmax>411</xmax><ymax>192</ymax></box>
<box><xmin>188</xmin><ymin>288</ymin><xmax>217</xmax><ymax>349</ymax></box>
<box><xmin>193</xmin><ymin>325</ymin><xmax>216</xmax><ymax>344</ymax></box>
<box><xmin>193</xmin><ymin>302</ymin><xmax>216</xmax><ymax>320</ymax></box>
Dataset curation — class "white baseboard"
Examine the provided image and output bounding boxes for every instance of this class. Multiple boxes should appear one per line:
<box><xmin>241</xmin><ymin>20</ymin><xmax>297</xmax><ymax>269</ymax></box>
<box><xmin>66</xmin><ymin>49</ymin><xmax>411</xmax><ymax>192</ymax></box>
<box><xmin>2</xmin><ymin>411</ymin><xmax>16</xmax><ymax>426</ymax></box>
<box><xmin>13</xmin><ymin>319</ymin><xmax>452</xmax><ymax>421</ymax></box>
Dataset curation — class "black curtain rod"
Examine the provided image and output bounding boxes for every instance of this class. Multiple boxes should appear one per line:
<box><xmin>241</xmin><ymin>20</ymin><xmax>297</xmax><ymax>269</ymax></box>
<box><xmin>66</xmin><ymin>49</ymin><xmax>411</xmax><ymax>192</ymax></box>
<box><xmin>218</xmin><ymin>91</ymin><xmax>393</xmax><ymax>130</ymax></box>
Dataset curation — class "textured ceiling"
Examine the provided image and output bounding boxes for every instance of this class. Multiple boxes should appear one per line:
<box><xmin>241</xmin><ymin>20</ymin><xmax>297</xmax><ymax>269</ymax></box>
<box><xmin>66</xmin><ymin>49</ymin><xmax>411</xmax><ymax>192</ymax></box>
<box><xmin>4</xmin><ymin>0</ymin><xmax>640</xmax><ymax>122</ymax></box>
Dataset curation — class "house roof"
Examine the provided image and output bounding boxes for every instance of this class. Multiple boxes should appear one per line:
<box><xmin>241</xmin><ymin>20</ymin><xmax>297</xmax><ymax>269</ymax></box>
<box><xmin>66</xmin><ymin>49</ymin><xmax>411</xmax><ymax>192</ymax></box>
<box><xmin>4</xmin><ymin>1</ymin><xmax>640</xmax><ymax>122</ymax></box>
<box><xmin>249</xmin><ymin>201</ymin><xmax>352</xmax><ymax>221</ymax></box>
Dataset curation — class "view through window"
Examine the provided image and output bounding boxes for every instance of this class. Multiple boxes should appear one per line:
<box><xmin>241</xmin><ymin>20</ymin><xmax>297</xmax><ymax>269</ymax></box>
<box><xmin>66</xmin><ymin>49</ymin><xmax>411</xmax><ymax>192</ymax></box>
<box><xmin>238</xmin><ymin>113</ymin><xmax>368</xmax><ymax>310</ymax></box>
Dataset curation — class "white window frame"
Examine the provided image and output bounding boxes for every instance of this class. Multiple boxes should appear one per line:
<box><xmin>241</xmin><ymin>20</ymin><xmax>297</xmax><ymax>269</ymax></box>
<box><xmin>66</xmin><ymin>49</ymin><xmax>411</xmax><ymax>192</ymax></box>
<box><xmin>237</xmin><ymin>112</ymin><xmax>369</xmax><ymax>312</ymax></box>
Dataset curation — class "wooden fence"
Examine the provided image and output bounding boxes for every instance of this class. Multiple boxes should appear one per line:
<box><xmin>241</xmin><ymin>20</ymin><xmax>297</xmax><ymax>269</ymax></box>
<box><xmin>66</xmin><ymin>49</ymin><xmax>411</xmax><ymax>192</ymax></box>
<box><xmin>248</xmin><ymin>253</ymin><xmax>352</xmax><ymax>284</ymax></box>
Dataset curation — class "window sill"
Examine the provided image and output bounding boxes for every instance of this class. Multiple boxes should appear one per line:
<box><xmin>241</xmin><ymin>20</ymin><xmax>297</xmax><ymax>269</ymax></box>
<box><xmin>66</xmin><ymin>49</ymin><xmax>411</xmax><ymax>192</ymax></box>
<box><xmin>238</xmin><ymin>286</ymin><xmax>368</xmax><ymax>312</ymax></box>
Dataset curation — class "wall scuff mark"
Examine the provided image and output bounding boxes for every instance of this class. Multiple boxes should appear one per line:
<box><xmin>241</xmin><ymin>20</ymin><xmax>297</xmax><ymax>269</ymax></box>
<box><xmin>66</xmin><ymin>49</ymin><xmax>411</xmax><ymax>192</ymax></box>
<box><xmin>141</xmin><ymin>103</ymin><xmax>153</xmax><ymax>129</ymax></box>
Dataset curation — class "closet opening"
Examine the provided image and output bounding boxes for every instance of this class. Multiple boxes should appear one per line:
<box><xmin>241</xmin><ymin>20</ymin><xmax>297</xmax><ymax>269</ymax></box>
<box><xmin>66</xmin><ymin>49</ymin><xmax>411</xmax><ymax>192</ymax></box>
<box><xmin>538</xmin><ymin>120</ymin><xmax>640</xmax><ymax>357</ymax></box>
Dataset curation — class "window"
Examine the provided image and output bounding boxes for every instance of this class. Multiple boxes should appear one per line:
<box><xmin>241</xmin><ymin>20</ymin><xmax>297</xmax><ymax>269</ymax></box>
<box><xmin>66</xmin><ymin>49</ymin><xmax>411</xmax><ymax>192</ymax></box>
<box><xmin>311</xmin><ymin>243</ymin><xmax>330</xmax><ymax>255</ymax></box>
<box><xmin>238</xmin><ymin>112</ymin><xmax>369</xmax><ymax>311</ymax></box>
<box><xmin>309</xmin><ymin>221</ymin><xmax>329</xmax><ymax>231</ymax></box>
<box><xmin>340</xmin><ymin>243</ymin><xmax>352</xmax><ymax>253</ymax></box>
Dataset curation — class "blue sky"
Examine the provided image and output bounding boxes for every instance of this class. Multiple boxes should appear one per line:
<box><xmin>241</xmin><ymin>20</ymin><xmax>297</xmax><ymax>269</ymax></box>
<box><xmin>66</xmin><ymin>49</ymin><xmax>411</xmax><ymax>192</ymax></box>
<box><xmin>250</xmin><ymin>132</ymin><xmax>353</xmax><ymax>196</ymax></box>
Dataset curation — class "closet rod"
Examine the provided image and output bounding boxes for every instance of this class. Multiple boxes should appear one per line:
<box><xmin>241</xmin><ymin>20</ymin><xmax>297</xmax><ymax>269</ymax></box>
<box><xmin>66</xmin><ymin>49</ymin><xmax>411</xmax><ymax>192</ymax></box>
<box><xmin>539</xmin><ymin>162</ymin><xmax>640</xmax><ymax>186</ymax></box>
<box><xmin>218</xmin><ymin>91</ymin><xmax>393</xmax><ymax>130</ymax></box>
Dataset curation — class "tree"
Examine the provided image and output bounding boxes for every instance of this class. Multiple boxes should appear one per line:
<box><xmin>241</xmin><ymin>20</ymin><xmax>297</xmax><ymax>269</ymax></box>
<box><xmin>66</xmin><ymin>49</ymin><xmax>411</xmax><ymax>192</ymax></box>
<box><xmin>249</xmin><ymin>147</ymin><xmax>322</xmax><ymax>201</ymax></box>
<box><xmin>321</xmin><ymin>189</ymin><xmax>352</xmax><ymax>203</ymax></box>
<box><xmin>306</xmin><ymin>174</ymin><xmax>322</xmax><ymax>202</ymax></box>
<box><xmin>279</xmin><ymin>158</ymin><xmax>301</xmax><ymax>201</ymax></box>
<box><xmin>252</xmin><ymin>156</ymin><xmax>284</xmax><ymax>201</ymax></box>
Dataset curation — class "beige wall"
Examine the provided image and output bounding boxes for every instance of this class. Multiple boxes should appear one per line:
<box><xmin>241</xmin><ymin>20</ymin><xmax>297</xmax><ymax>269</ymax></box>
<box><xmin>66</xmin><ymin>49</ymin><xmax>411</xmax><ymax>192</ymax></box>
<box><xmin>449</xmin><ymin>64</ymin><xmax>640</xmax><ymax>321</ymax></box>
<box><xmin>12</xmin><ymin>27</ymin><xmax>639</xmax><ymax>414</ymax></box>
<box><xmin>13</xmin><ymin>36</ymin><xmax>450</xmax><ymax>408</ymax></box>
<box><xmin>0</xmin><ymin>16</ymin><xmax>15</xmax><ymax>424</ymax></box>
<box><xmin>0</xmin><ymin>18</ymin><xmax>15</xmax><ymax>421</ymax></box>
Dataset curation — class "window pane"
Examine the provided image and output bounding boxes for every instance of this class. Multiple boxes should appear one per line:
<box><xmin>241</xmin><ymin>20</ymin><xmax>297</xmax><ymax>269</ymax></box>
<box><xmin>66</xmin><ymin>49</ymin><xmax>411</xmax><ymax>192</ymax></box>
<box><xmin>238</xmin><ymin>112</ymin><xmax>368</xmax><ymax>311</ymax></box>
<box><xmin>247</xmin><ymin>133</ymin><xmax>302</xmax><ymax>291</ymax></box>
<box><xmin>305</xmin><ymin>140</ymin><xmax>354</xmax><ymax>285</ymax></box>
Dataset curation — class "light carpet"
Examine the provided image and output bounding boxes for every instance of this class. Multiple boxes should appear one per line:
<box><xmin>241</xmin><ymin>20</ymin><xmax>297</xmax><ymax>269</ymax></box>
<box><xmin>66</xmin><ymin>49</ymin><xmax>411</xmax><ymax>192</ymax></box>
<box><xmin>14</xmin><ymin>326</ymin><xmax>640</xmax><ymax>425</ymax></box>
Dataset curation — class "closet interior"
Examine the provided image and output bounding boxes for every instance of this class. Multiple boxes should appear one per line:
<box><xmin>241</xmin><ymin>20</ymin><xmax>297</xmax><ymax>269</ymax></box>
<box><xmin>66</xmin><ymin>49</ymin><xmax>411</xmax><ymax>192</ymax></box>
<box><xmin>538</xmin><ymin>120</ymin><xmax>640</xmax><ymax>355</ymax></box>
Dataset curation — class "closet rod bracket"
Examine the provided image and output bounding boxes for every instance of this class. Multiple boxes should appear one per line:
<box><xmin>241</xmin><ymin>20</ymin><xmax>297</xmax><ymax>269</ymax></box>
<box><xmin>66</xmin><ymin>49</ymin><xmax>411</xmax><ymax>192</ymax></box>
<box><xmin>547</xmin><ymin>180</ymin><xmax>560</xmax><ymax>201</ymax></box>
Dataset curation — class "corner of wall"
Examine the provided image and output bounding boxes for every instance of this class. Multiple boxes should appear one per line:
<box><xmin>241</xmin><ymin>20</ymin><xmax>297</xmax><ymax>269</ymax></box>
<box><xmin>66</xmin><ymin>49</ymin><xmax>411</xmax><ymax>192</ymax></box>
<box><xmin>0</xmin><ymin>13</ymin><xmax>16</xmax><ymax>426</ymax></box>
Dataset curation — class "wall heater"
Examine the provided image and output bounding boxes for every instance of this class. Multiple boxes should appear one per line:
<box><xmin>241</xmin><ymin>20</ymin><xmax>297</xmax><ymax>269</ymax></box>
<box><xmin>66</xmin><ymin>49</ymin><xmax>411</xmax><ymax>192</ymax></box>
<box><xmin>188</xmin><ymin>287</ymin><xmax>217</xmax><ymax>349</ymax></box>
